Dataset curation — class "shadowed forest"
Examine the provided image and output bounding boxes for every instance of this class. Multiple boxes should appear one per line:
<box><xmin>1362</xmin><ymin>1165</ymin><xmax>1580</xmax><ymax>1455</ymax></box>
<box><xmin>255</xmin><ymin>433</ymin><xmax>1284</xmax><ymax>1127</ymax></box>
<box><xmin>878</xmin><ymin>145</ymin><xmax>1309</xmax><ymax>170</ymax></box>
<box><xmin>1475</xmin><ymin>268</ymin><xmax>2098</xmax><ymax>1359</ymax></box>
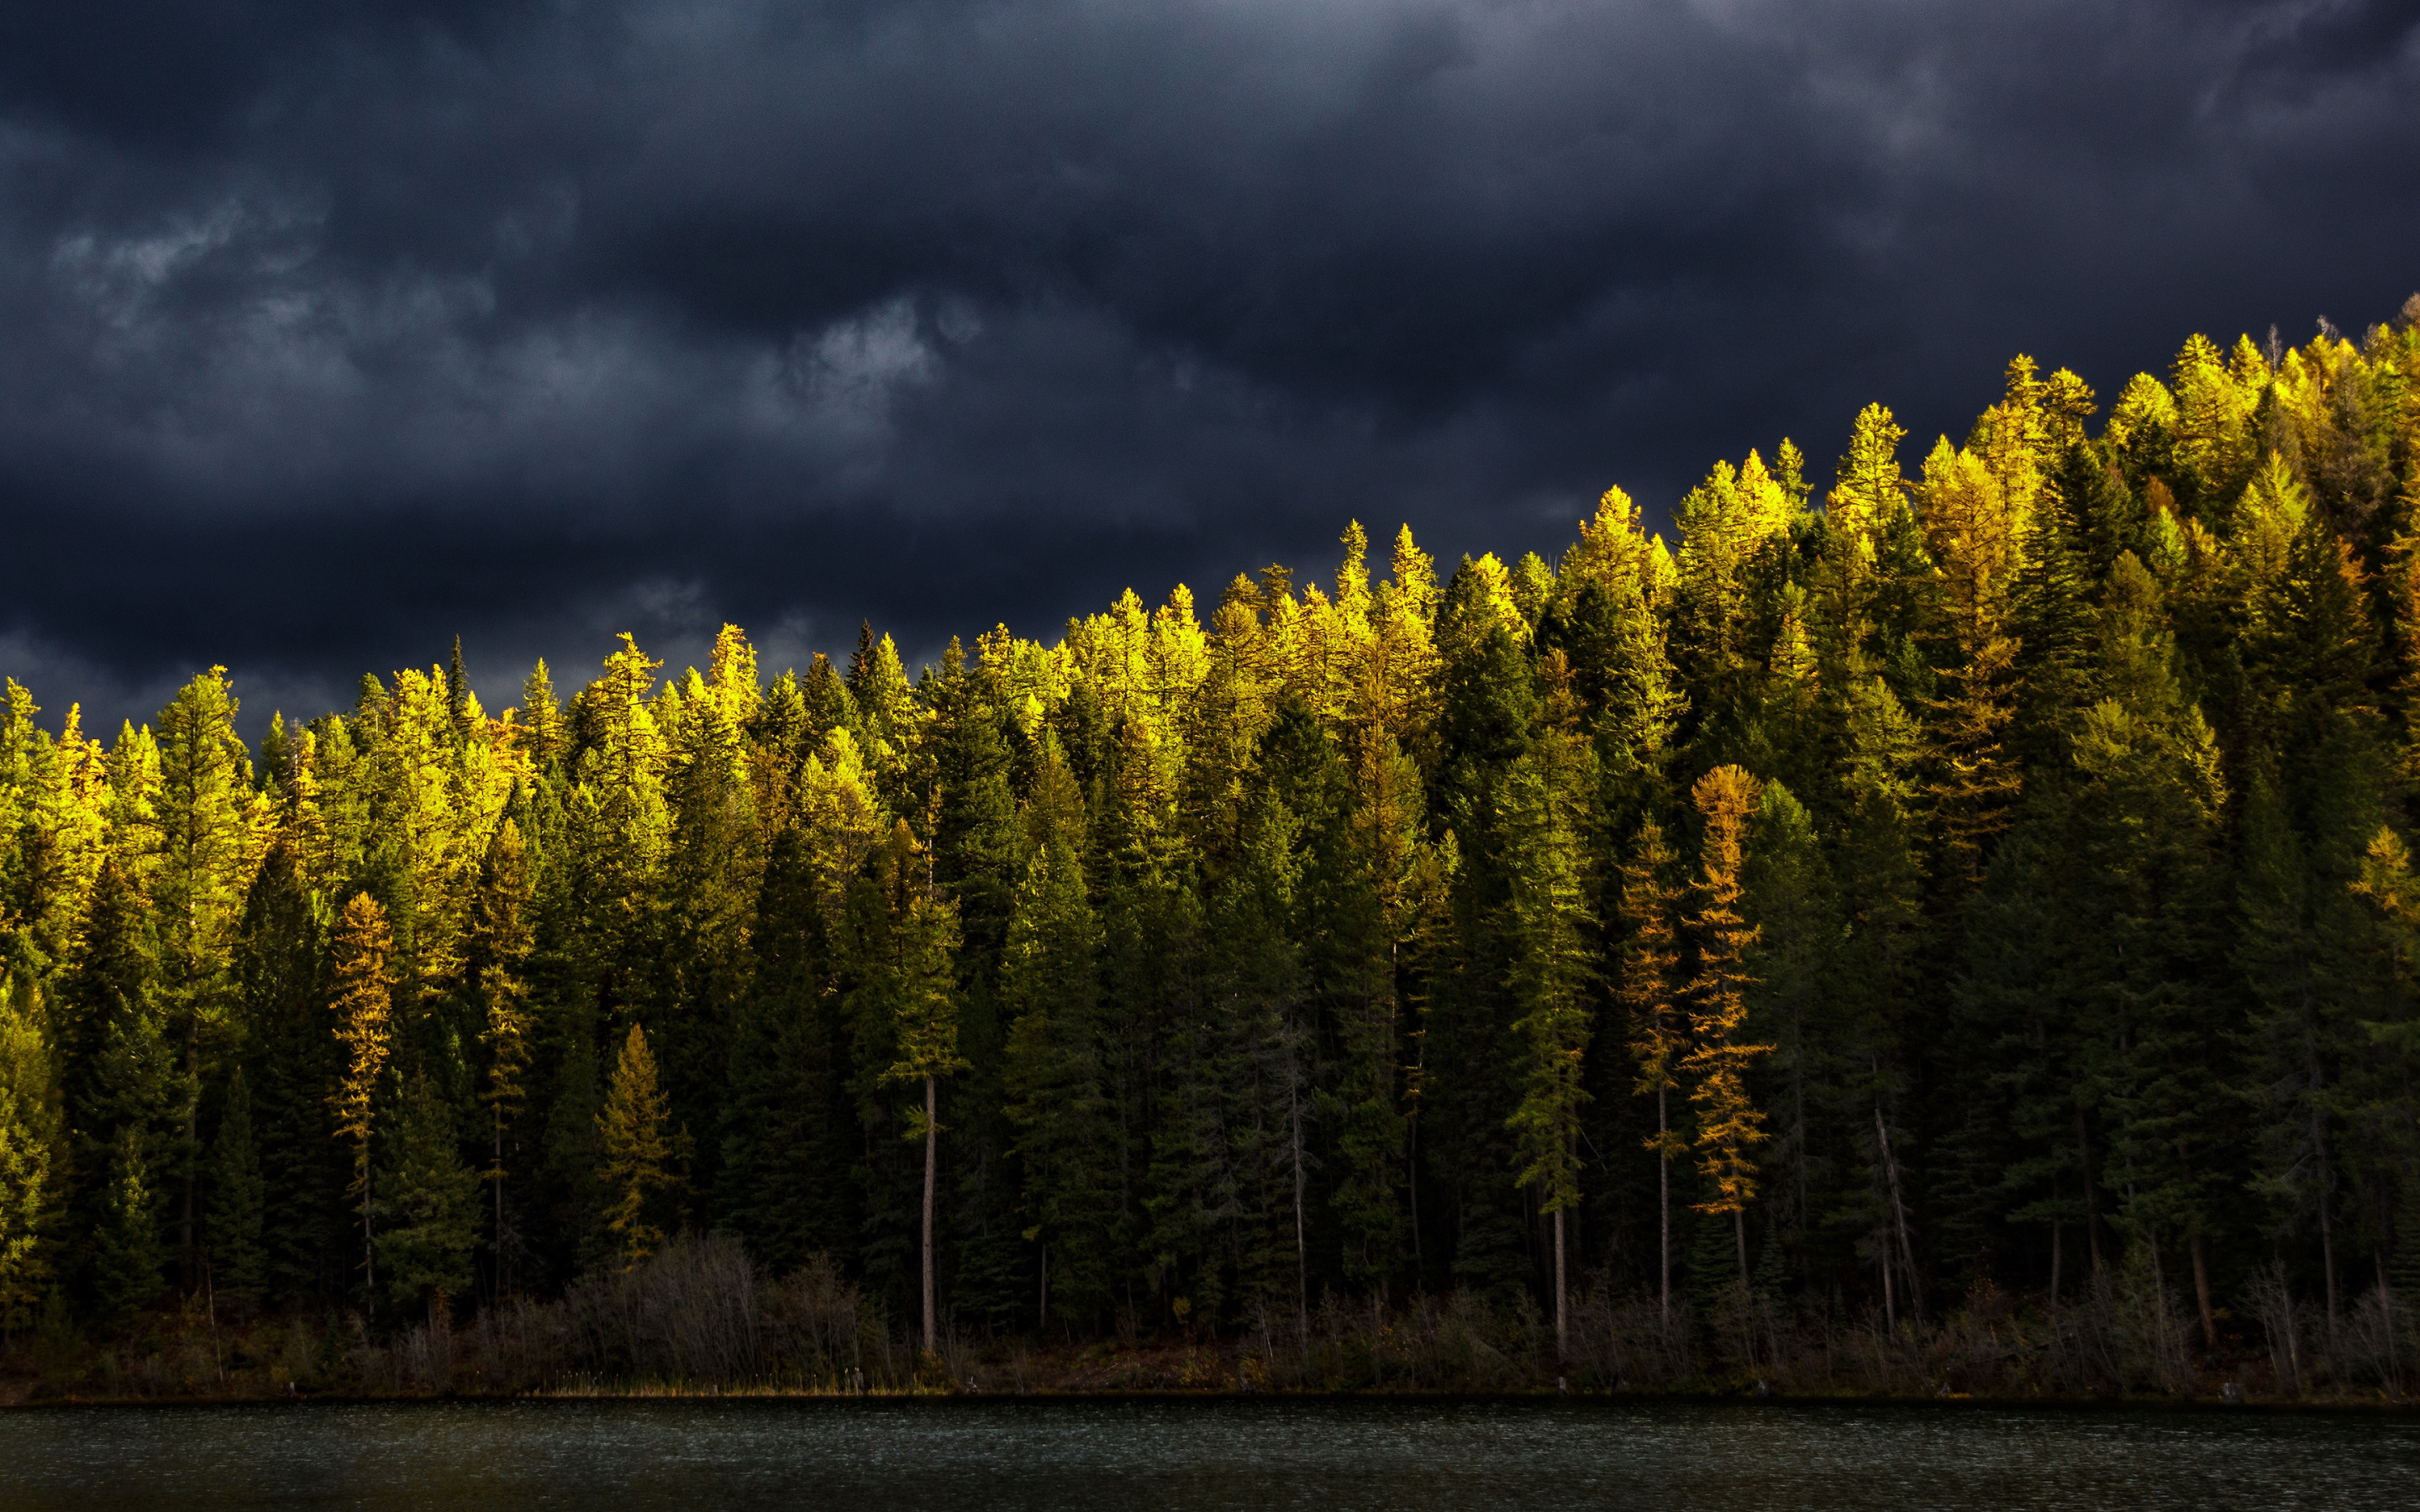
<box><xmin>6</xmin><ymin>302</ymin><xmax>2420</xmax><ymax>1401</ymax></box>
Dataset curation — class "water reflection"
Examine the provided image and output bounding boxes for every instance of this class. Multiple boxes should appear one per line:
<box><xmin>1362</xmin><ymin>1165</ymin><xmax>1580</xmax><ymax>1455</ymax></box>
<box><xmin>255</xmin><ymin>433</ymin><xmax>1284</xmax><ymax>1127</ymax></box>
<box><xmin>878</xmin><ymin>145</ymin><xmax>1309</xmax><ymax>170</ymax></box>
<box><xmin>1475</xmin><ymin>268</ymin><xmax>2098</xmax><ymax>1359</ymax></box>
<box><xmin>2</xmin><ymin>1398</ymin><xmax>2409</xmax><ymax>1511</ymax></box>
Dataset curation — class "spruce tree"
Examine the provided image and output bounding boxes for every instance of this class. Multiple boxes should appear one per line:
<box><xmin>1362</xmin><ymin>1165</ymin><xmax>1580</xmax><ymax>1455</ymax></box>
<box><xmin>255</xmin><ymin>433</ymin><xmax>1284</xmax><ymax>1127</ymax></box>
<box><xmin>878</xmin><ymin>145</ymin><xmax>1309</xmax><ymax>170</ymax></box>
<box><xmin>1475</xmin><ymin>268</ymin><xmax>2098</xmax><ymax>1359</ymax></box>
<box><xmin>205</xmin><ymin>1067</ymin><xmax>266</xmax><ymax>1315</ymax></box>
<box><xmin>60</xmin><ymin>858</ymin><xmax>172</xmax><ymax>1319</ymax></box>
<box><xmin>90</xmin><ymin>1126</ymin><xmax>164</xmax><ymax>1331</ymax></box>
<box><xmin>1001</xmin><ymin>837</ymin><xmax>1117</xmax><ymax>1326</ymax></box>
<box><xmin>718</xmin><ymin>828</ymin><xmax>850</xmax><ymax>1277</ymax></box>
<box><xmin>376</xmin><ymin>1075</ymin><xmax>480</xmax><ymax>1317</ymax></box>
<box><xmin>234</xmin><ymin>837</ymin><xmax>339</xmax><ymax>1307</ymax></box>
<box><xmin>151</xmin><ymin>667</ymin><xmax>261</xmax><ymax>1284</ymax></box>
<box><xmin>1739</xmin><ymin>781</ymin><xmax>1839</xmax><ymax>1274</ymax></box>
<box><xmin>882</xmin><ymin>884</ymin><xmax>968</xmax><ymax>1356</ymax></box>
<box><xmin>1503</xmin><ymin>719</ymin><xmax>1597</xmax><ymax>1360</ymax></box>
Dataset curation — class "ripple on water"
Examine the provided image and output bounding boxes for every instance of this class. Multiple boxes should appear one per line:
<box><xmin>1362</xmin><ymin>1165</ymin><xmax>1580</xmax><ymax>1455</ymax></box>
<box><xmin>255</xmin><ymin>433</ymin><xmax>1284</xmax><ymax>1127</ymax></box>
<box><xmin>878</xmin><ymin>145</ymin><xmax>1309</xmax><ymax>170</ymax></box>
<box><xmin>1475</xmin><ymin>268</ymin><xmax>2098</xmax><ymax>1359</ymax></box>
<box><xmin>1</xmin><ymin>1398</ymin><xmax>2411</xmax><ymax>1512</ymax></box>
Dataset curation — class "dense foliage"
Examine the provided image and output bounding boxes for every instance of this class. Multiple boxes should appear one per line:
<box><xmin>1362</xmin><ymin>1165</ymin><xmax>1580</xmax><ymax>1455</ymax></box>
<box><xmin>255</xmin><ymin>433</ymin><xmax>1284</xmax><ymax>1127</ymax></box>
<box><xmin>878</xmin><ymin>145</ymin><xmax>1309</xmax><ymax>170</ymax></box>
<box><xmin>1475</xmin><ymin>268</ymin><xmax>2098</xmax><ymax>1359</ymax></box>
<box><xmin>8</xmin><ymin>304</ymin><xmax>2420</xmax><ymax>1380</ymax></box>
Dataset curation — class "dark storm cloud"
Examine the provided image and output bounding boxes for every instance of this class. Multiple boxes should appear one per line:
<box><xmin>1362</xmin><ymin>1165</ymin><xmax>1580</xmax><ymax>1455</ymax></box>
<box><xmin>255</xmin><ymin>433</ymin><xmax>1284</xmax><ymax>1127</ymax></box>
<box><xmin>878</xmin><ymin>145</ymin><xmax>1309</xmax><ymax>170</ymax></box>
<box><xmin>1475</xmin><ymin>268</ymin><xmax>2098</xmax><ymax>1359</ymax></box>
<box><xmin>1</xmin><ymin>0</ymin><xmax>2416</xmax><ymax>732</ymax></box>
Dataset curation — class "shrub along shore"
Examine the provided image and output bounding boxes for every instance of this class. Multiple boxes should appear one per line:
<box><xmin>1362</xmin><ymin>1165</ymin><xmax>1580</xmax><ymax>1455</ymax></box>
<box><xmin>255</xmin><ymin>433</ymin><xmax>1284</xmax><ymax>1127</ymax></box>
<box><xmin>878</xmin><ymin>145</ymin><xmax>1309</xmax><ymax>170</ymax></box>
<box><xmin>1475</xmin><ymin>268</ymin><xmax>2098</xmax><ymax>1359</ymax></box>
<box><xmin>4</xmin><ymin>1234</ymin><xmax>2412</xmax><ymax>1405</ymax></box>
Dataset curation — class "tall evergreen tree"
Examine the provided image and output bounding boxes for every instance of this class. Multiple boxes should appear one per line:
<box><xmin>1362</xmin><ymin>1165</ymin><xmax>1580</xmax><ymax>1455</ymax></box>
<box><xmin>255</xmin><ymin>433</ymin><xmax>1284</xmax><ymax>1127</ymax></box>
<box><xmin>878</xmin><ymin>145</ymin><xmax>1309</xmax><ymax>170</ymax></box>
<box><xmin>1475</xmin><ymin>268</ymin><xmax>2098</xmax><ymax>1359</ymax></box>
<box><xmin>881</xmin><ymin>883</ymin><xmax>966</xmax><ymax>1356</ymax></box>
<box><xmin>1684</xmin><ymin>765</ymin><xmax>1772</xmax><ymax>1286</ymax></box>
<box><xmin>597</xmin><ymin>1022</ymin><xmax>677</xmax><ymax>1267</ymax></box>
<box><xmin>329</xmin><ymin>892</ymin><xmax>394</xmax><ymax>1299</ymax></box>
<box><xmin>152</xmin><ymin>668</ymin><xmax>261</xmax><ymax>1284</ymax></box>
<box><xmin>377</xmin><ymin>1074</ymin><xmax>480</xmax><ymax>1316</ymax></box>
<box><xmin>1001</xmin><ymin>835</ymin><xmax>1117</xmax><ymax>1327</ymax></box>
<box><xmin>1620</xmin><ymin>820</ymin><xmax>1686</xmax><ymax>1322</ymax></box>
<box><xmin>1503</xmin><ymin>717</ymin><xmax>1597</xmax><ymax>1359</ymax></box>
<box><xmin>205</xmin><ymin>1066</ymin><xmax>266</xmax><ymax>1315</ymax></box>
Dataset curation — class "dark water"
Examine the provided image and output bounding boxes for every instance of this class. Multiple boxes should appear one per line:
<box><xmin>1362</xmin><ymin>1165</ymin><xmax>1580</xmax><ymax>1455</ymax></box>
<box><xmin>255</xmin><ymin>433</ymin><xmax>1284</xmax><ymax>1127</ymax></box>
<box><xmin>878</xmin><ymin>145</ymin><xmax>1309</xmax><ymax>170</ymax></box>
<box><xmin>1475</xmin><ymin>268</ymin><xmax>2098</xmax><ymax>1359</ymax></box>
<box><xmin>1</xmin><ymin>1398</ymin><xmax>2412</xmax><ymax>1511</ymax></box>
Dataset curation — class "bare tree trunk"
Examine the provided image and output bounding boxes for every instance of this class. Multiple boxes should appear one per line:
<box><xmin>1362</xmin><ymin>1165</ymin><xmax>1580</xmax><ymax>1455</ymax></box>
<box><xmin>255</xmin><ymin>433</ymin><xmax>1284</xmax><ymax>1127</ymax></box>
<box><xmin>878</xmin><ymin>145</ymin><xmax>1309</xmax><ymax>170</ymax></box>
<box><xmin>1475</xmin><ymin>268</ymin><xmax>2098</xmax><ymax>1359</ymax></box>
<box><xmin>2076</xmin><ymin>1109</ymin><xmax>2102</xmax><ymax>1274</ymax></box>
<box><xmin>363</xmin><ymin>1159</ymin><xmax>376</xmax><ymax>1305</ymax></box>
<box><xmin>2319</xmin><ymin>1203</ymin><xmax>2340</xmax><ymax>1356</ymax></box>
<box><xmin>2190</xmin><ymin>1232</ymin><xmax>2217</xmax><ymax>1357</ymax></box>
<box><xmin>1553</xmin><ymin>1206</ymin><xmax>1568</xmax><ymax>1363</ymax></box>
<box><xmin>2150</xmin><ymin>1238</ymin><xmax>2175</xmax><ymax>1383</ymax></box>
<box><xmin>1735</xmin><ymin>1208</ymin><xmax>1749</xmax><ymax>1289</ymax></box>
<box><xmin>923</xmin><ymin>1074</ymin><xmax>938</xmax><ymax>1357</ymax></box>
<box><xmin>1880</xmin><ymin>1231</ymin><xmax>1897</xmax><ymax>1334</ymax></box>
<box><xmin>1292</xmin><ymin>1073</ymin><xmax>1308</xmax><ymax>1329</ymax></box>
<box><xmin>2049</xmin><ymin>1216</ymin><xmax>2065</xmax><ymax>1304</ymax></box>
<box><xmin>2381</xmin><ymin>1252</ymin><xmax>2402</xmax><ymax>1389</ymax></box>
<box><xmin>1039</xmin><ymin>1241</ymin><xmax>1048</xmax><ymax>1331</ymax></box>
<box><xmin>183</xmin><ymin>1018</ymin><xmax>201</xmax><ymax>1291</ymax></box>
<box><xmin>494</xmin><ymin>1105</ymin><xmax>507</xmax><ymax>1295</ymax></box>
<box><xmin>1876</xmin><ymin>1103</ymin><xmax>1919</xmax><ymax>1325</ymax></box>
<box><xmin>2304</xmin><ymin>1001</ymin><xmax>2341</xmax><ymax>1354</ymax></box>
<box><xmin>1657</xmin><ymin>1084</ymin><xmax>1671</xmax><ymax>1325</ymax></box>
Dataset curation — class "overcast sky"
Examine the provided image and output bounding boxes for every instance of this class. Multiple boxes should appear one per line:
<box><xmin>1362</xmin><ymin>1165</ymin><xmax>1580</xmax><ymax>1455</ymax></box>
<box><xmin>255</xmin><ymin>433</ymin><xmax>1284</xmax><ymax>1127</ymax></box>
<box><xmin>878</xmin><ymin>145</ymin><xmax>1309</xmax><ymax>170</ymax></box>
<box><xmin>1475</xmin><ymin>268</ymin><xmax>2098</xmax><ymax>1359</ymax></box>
<box><xmin>3</xmin><ymin>0</ymin><xmax>2416</xmax><ymax>734</ymax></box>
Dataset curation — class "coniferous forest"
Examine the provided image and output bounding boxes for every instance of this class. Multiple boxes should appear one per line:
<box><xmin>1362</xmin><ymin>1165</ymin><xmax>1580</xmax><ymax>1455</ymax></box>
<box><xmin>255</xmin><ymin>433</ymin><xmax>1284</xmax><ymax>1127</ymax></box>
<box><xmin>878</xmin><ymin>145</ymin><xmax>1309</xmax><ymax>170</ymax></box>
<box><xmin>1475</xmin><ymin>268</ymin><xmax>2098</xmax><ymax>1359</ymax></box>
<box><xmin>7</xmin><ymin>305</ymin><xmax>2420</xmax><ymax>1399</ymax></box>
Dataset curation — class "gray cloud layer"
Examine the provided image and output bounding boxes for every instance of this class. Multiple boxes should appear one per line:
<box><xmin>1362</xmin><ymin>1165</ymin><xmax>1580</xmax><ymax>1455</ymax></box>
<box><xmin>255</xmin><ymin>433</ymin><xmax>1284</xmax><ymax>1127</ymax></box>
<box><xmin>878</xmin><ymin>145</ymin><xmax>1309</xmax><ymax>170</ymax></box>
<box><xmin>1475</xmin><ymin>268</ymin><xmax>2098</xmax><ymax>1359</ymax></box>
<box><xmin>2</xmin><ymin>0</ymin><xmax>2416</xmax><ymax>730</ymax></box>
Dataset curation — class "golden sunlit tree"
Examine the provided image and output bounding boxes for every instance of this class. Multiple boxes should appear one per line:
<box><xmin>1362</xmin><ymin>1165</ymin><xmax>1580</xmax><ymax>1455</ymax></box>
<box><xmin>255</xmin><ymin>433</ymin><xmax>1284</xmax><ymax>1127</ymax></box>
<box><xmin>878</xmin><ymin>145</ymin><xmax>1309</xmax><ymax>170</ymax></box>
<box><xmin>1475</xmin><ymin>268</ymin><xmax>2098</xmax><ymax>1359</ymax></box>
<box><xmin>1684</xmin><ymin>765</ymin><xmax>1774</xmax><ymax>1288</ymax></box>
<box><xmin>328</xmin><ymin>891</ymin><xmax>394</xmax><ymax>1299</ymax></box>
<box><xmin>1620</xmin><ymin>819</ymin><xmax>1687</xmax><ymax>1324</ymax></box>
<box><xmin>473</xmin><ymin>818</ymin><xmax>535</xmax><ymax>1277</ymax></box>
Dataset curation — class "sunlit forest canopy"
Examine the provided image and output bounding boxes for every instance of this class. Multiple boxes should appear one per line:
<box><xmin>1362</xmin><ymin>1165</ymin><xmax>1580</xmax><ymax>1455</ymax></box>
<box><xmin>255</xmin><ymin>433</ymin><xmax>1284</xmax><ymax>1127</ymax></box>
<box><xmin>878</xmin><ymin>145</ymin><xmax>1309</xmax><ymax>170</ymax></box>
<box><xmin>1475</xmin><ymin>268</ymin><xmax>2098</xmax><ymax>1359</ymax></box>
<box><xmin>5</xmin><ymin>303</ymin><xmax>2420</xmax><ymax>1379</ymax></box>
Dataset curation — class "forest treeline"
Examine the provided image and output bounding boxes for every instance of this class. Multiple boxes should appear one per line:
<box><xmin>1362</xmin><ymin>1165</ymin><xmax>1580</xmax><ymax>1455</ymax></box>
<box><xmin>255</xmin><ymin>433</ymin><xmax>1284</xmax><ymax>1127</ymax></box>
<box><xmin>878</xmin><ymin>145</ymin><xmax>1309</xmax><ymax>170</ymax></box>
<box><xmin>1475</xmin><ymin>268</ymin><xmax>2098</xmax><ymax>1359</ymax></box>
<box><xmin>7</xmin><ymin>302</ymin><xmax>2420</xmax><ymax>1394</ymax></box>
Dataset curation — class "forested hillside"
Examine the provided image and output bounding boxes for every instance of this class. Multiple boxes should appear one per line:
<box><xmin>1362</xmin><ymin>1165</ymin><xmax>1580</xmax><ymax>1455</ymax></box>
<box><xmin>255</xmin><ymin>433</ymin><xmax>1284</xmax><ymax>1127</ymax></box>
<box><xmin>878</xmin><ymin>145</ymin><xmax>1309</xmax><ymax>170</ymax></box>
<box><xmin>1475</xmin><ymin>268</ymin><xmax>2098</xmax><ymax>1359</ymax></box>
<box><xmin>7</xmin><ymin>303</ymin><xmax>2420</xmax><ymax>1392</ymax></box>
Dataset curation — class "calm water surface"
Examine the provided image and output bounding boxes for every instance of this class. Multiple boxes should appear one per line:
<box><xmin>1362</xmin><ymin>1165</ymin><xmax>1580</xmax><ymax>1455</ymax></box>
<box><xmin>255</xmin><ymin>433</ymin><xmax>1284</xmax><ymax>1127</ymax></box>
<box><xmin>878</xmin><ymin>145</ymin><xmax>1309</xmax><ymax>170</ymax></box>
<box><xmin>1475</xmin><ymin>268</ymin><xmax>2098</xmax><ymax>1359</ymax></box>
<box><xmin>1</xmin><ymin>1398</ymin><xmax>2412</xmax><ymax>1510</ymax></box>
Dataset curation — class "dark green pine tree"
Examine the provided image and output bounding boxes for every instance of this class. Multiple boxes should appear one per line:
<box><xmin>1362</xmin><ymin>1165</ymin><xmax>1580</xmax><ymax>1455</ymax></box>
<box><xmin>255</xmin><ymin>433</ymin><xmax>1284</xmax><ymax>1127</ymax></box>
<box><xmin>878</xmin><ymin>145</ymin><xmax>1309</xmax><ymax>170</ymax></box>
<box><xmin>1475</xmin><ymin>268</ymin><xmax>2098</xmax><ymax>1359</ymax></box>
<box><xmin>1962</xmin><ymin>816</ymin><xmax>2098</xmax><ymax>1299</ymax></box>
<box><xmin>798</xmin><ymin>654</ymin><xmax>856</xmax><ymax>756</ymax></box>
<box><xmin>1264</xmin><ymin>699</ymin><xmax>1405</xmax><ymax>1294</ymax></box>
<box><xmin>205</xmin><ymin>1067</ymin><xmax>266</xmax><ymax>1316</ymax></box>
<box><xmin>150</xmin><ymin>668</ymin><xmax>257</xmax><ymax>1284</ymax></box>
<box><xmin>447</xmin><ymin>636</ymin><xmax>476</xmax><ymax>748</ymax></box>
<box><xmin>838</xmin><ymin>824</ymin><xmax>923</xmax><ymax>1315</ymax></box>
<box><xmin>1001</xmin><ymin>832</ymin><xmax>1118</xmax><ymax>1328</ymax></box>
<box><xmin>234</xmin><ymin>839</ymin><xmax>344</xmax><ymax>1307</ymax></box>
<box><xmin>375</xmin><ymin>1075</ymin><xmax>481</xmax><ymax>1320</ymax></box>
<box><xmin>718</xmin><ymin>828</ymin><xmax>853</xmax><ymax>1276</ymax></box>
<box><xmin>1740</xmin><ymin>780</ymin><xmax>1841</xmax><ymax>1277</ymax></box>
<box><xmin>653</xmin><ymin>681</ymin><xmax>755</xmax><ymax>1216</ymax></box>
<box><xmin>60</xmin><ymin>861</ymin><xmax>175</xmax><ymax>1318</ymax></box>
<box><xmin>1426</xmin><ymin>570</ymin><xmax>1540</xmax><ymax>1299</ymax></box>
<box><xmin>1221</xmin><ymin>774</ymin><xmax>1319</xmax><ymax>1321</ymax></box>
<box><xmin>928</xmin><ymin>638</ymin><xmax>1028</xmax><ymax>1326</ymax></box>
<box><xmin>2005</xmin><ymin>467</ymin><xmax>2103</xmax><ymax>774</ymax></box>
<box><xmin>1502</xmin><ymin>710</ymin><xmax>1598</xmax><ymax>1359</ymax></box>
<box><xmin>2049</xmin><ymin>551</ymin><xmax>2237</xmax><ymax>1352</ymax></box>
<box><xmin>90</xmin><ymin>1126</ymin><xmax>166</xmax><ymax>1331</ymax></box>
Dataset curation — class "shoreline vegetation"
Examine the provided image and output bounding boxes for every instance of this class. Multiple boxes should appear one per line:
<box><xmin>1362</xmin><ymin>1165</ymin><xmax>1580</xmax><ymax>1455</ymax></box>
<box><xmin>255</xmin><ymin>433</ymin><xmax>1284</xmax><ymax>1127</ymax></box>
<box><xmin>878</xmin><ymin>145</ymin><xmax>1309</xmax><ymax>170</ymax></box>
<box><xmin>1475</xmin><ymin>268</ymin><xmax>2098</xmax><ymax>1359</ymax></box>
<box><xmin>3</xmin><ymin>1236</ymin><xmax>2413</xmax><ymax>1409</ymax></box>
<box><xmin>7</xmin><ymin>302</ymin><xmax>2420</xmax><ymax>1417</ymax></box>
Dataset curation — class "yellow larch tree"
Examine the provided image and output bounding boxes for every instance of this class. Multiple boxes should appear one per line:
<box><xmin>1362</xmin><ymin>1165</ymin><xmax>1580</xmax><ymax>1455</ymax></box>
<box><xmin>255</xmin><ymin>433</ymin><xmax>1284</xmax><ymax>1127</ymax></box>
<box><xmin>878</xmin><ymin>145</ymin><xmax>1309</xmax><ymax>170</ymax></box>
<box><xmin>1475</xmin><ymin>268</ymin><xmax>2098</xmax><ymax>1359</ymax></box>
<box><xmin>329</xmin><ymin>891</ymin><xmax>394</xmax><ymax>1298</ymax></box>
<box><xmin>1620</xmin><ymin>819</ymin><xmax>1686</xmax><ymax>1324</ymax></box>
<box><xmin>1684</xmin><ymin>764</ymin><xmax>1774</xmax><ymax>1288</ymax></box>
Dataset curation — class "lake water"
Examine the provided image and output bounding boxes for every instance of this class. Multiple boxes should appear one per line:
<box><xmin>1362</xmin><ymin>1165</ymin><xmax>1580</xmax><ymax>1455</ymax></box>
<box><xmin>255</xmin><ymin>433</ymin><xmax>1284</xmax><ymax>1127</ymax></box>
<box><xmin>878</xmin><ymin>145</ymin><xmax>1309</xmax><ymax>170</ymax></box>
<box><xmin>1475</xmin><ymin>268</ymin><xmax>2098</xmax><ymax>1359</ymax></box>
<box><xmin>1</xmin><ymin>1398</ymin><xmax>2411</xmax><ymax>1510</ymax></box>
